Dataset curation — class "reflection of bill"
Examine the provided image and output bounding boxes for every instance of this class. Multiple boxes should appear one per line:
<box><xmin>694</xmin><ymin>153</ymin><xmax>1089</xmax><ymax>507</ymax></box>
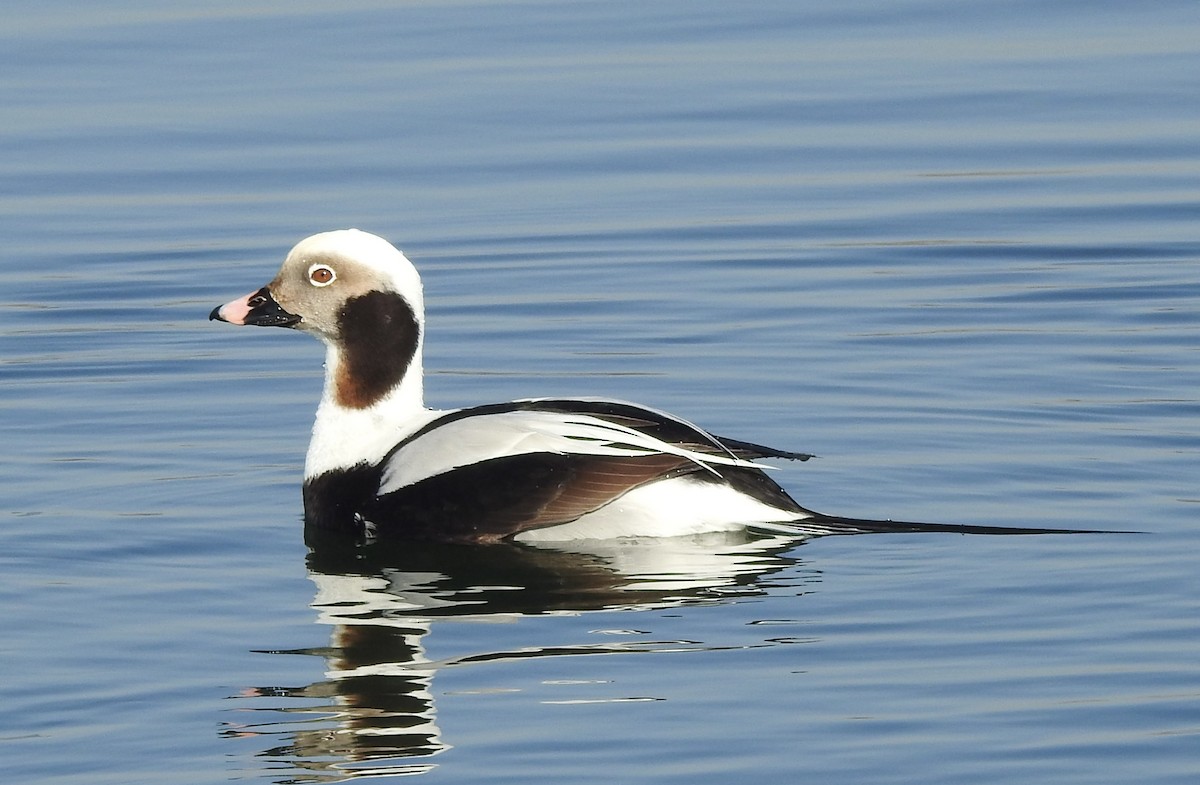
<box><xmin>224</xmin><ymin>533</ymin><xmax>806</xmax><ymax>781</ymax></box>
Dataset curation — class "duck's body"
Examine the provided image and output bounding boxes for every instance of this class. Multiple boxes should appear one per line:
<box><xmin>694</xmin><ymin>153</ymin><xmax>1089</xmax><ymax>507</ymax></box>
<box><xmin>211</xmin><ymin>229</ymin><xmax>1097</xmax><ymax>544</ymax></box>
<box><xmin>303</xmin><ymin>395</ymin><xmax>826</xmax><ymax>543</ymax></box>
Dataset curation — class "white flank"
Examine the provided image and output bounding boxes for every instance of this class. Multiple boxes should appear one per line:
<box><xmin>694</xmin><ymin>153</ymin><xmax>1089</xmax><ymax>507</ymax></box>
<box><xmin>513</xmin><ymin>475</ymin><xmax>804</xmax><ymax>541</ymax></box>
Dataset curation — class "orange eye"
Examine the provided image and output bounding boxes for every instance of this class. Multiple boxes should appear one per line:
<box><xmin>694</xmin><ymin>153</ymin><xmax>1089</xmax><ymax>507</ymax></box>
<box><xmin>308</xmin><ymin>264</ymin><xmax>336</xmax><ymax>286</ymax></box>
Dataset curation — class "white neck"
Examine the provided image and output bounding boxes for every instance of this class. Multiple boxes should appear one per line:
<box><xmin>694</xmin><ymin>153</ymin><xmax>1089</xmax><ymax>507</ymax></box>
<box><xmin>304</xmin><ymin>342</ymin><xmax>437</xmax><ymax>478</ymax></box>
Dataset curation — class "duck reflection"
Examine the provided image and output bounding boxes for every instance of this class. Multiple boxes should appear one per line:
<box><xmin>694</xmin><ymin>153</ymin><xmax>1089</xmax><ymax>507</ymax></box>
<box><xmin>225</xmin><ymin>532</ymin><xmax>813</xmax><ymax>782</ymax></box>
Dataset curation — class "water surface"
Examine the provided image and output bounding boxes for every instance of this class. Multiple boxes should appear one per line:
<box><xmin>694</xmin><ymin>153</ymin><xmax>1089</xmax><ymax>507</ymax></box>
<box><xmin>2</xmin><ymin>2</ymin><xmax>1198</xmax><ymax>783</ymax></box>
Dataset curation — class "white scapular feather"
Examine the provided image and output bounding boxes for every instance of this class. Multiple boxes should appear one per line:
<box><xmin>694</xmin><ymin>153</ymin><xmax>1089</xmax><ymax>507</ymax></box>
<box><xmin>378</xmin><ymin>408</ymin><xmax>771</xmax><ymax>495</ymax></box>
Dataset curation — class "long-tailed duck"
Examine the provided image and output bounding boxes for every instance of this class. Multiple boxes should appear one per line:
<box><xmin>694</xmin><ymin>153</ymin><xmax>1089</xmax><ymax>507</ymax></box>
<box><xmin>210</xmin><ymin>229</ymin><xmax>1095</xmax><ymax>544</ymax></box>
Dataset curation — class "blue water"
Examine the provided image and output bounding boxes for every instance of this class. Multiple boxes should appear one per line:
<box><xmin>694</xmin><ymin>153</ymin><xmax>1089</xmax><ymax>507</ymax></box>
<box><xmin>3</xmin><ymin>2</ymin><xmax>1199</xmax><ymax>783</ymax></box>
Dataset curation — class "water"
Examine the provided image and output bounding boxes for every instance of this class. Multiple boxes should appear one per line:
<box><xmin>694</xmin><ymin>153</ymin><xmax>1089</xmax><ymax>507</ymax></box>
<box><xmin>2</xmin><ymin>1</ymin><xmax>1199</xmax><ymax>782</ymax></box>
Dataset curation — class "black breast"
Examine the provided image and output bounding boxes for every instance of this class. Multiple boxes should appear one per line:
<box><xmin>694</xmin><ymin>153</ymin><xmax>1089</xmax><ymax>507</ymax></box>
<box><xmin>303</xmin><ymin>463</ymin><xmax>382</xmax><ymax>541</ymax></box>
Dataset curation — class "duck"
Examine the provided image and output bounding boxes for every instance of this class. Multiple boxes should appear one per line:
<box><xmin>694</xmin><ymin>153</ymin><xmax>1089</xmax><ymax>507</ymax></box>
<box><xmin>210</xmin><ymin>229</ymin><xmax>1094</xmax><ymax>544</ymax></box>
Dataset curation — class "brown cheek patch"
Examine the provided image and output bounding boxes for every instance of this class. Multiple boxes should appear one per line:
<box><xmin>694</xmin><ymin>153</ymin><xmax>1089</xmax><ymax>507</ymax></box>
<box><xmin>334</xmin><ymin>291</ymin><xmax>420</xmax><ymax>409</ymax></box>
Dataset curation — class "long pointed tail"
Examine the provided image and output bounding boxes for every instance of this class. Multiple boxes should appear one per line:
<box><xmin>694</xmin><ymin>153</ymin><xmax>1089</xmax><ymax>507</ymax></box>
<box><xmin>771</xmin><ymin>512</ymin><xmax>1137</xmax><ymax>537</ymax></box>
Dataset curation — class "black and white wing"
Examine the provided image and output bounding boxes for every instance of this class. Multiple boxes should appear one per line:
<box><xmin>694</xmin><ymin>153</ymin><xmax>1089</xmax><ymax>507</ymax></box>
<box><xmin>365</xmin><ymin>398</ymin><xmax>811</xmax><ymax>542</ymax></box>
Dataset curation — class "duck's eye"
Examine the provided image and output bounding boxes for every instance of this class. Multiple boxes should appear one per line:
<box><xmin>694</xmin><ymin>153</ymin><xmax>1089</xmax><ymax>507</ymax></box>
<box><xmin>308</xmin><ymin>264</ymin><xmax>336</xmax><ymax>286</ymax></box>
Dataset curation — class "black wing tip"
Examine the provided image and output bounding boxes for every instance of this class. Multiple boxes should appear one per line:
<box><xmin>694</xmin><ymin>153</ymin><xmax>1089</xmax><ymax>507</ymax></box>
<box><xmin>711</xmin><ymin>435</ymin><xmax>816</xmax><ymax>462</ymax></box>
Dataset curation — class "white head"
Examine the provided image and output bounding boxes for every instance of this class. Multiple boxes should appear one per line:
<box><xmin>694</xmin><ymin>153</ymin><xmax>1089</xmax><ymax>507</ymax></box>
<box><xmin>266</xmin><ymin>229</ymin><xmax>423</xmax><ymax>343</ymax></box>
<box><xmin>211</xmin><ymin>229</ymin><xmax>426</xmax><ymax>413</ymax></box>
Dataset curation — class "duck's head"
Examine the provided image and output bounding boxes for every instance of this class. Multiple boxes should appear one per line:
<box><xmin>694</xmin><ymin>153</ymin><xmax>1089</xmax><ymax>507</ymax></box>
<box><xmin>211</xmin><ymin>229</ymin><xmax>425</xmax><ymax>410</ymax></box>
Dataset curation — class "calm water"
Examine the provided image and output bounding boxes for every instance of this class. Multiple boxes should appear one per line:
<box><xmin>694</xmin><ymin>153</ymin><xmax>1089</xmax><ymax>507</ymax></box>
<box><xmin>3</xmin><ymin>2</ymin><xmax>1199</xmax><ymax>783</ymax></box>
